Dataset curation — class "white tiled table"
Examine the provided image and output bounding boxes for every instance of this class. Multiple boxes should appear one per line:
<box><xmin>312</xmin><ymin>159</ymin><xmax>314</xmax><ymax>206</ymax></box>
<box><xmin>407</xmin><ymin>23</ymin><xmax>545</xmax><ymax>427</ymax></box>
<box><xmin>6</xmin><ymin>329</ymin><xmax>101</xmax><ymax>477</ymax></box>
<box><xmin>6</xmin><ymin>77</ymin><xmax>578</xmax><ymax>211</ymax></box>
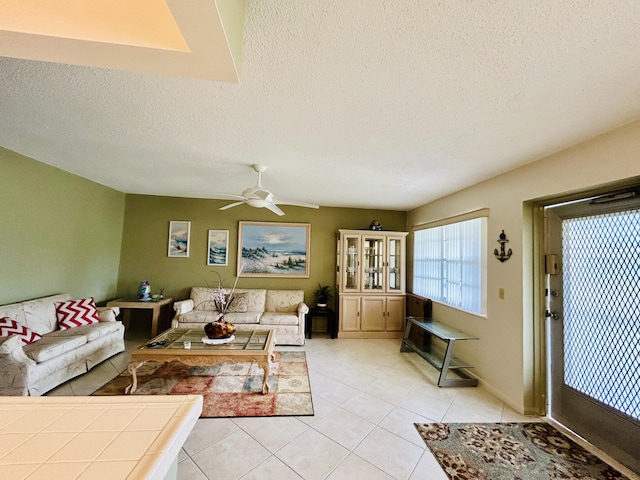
<box><xmin>0</xmin><ymin>395</ymin><xmax>202</xmax><ymax>479</ymax></box>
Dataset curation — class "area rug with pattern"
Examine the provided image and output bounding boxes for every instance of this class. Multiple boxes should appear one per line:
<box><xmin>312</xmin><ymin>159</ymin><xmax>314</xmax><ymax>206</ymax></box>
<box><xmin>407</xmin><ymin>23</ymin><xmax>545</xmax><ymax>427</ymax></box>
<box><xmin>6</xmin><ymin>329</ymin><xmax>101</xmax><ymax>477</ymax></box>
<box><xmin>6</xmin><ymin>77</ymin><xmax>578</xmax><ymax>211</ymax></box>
<box><xmin>92</xmin><ymin>351</ymin><xmax>314</xmax><ymax>418</ymax></box>
<box><xmin>415</xmin><ymin>422</ymin><xmax>629</xmax><ymax>480</ymax></box>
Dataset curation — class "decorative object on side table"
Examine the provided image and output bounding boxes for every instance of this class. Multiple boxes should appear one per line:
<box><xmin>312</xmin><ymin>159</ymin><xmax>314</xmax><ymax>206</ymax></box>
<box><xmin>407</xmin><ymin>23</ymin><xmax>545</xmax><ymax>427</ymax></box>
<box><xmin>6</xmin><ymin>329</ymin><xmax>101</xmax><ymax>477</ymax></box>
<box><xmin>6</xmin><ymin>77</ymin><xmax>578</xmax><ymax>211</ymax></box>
<box><xmin>151</xmin><ymin>288</ymin><xmax>165</xmax><ymax>302</ymax></box>
<box><xmin>138</xmin><ymin>281</ymin><xmax>151</xmax><ymax>301</ymax></box>
<box><xmin>312</xmin><ymin>282</ymin><xmax>334</xmax><ymax>308</ymax></box>
<box><xmin>493</xmin><ymin>229</ymin><xmax>513</xmax><ymax>262</ymax></box>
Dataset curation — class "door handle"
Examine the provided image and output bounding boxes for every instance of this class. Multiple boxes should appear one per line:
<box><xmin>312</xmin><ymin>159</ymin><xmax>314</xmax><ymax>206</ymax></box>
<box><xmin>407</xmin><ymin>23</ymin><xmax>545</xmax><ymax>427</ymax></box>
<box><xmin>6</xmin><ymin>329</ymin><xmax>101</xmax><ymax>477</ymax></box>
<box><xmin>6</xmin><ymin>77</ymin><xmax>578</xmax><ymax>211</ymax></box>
<box><xmin>545</xmin><ymin>310</ymin><xmax>561</xmax><ymax>320</ymax></box>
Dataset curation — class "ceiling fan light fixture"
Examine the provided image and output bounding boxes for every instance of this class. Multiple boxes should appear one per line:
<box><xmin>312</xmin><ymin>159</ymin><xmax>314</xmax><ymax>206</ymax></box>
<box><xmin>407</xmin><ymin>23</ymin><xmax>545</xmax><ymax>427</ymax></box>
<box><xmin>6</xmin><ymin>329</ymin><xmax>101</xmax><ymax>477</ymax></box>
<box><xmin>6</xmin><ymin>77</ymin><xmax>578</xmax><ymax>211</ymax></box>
<box><xmin>246</xmin><ymin>198</ymin><xmax>268</xmax><ymax>208</ymax></box>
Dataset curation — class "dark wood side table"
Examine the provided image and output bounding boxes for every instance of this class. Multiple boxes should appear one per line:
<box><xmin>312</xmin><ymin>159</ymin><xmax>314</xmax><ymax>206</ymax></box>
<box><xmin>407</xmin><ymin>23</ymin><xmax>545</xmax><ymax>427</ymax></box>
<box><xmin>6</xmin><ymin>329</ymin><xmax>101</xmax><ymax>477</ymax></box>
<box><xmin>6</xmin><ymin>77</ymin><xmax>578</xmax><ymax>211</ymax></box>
<box><xmin>306</xmin><ymin>307</ymin><xmax>337</xmax><ymax>339</ymax></box>
<box><xmin>106</xmin><ymin>297</ymin><xmax>174</xmax><ymax>338</ymax></box>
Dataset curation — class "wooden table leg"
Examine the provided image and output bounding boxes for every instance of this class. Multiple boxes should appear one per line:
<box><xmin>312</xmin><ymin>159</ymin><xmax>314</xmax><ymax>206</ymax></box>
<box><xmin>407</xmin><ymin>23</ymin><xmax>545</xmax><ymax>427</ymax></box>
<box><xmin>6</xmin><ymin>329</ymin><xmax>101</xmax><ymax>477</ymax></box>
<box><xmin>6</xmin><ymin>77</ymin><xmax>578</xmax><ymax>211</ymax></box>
<box><xmin>259</xmin><ymin>357</ymin><xmax>273</xmax><ymax>394</ymax></box>
<box><xmin>125</xmin><ymin>361</ymin><xmax>146</xmax><ymax>394</ymax></box>
<box><xmin>122</xmin><ymin>309</ymin><xmax>131</xmax><ymax>331</ymax></box>
<box><xmin>150</xmin><ymin>306</ymin><xmax>160</xmax><ymax>337</ymax></box>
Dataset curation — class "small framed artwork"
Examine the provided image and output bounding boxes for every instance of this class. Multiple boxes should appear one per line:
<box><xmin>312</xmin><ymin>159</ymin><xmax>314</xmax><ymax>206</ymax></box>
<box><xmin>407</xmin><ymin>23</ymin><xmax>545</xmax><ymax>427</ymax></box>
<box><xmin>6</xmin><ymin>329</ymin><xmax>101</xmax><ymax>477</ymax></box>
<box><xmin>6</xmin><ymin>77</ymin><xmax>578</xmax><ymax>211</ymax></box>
<box><xmin>207</xmin><ymin>230</ymin><xmax>229</xmax><ymax>266</ymax></box>
<box><xmin>168</xmin><ymin>221</ymin><xmax>191</xmax><ymax>258</ymax></box>
<box><xmin>238</xmin><ymin>221</ymin><xmax>310</xmax><ymax>278</ymax></box>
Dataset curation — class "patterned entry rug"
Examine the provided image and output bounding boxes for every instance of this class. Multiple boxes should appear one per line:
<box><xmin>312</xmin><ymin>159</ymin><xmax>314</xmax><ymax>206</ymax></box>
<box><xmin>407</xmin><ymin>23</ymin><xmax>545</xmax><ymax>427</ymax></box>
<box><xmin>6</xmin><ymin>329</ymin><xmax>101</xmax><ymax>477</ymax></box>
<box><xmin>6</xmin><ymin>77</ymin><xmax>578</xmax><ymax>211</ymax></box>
<box><xmin>415</xmin><ymin>422</ymin><xmax>629</xmax><ymax>480</ymax></box>
<box><xmin>92</xmin><ymin>351</ymin><xmax>314</xmax><ymax>418</ymax></box>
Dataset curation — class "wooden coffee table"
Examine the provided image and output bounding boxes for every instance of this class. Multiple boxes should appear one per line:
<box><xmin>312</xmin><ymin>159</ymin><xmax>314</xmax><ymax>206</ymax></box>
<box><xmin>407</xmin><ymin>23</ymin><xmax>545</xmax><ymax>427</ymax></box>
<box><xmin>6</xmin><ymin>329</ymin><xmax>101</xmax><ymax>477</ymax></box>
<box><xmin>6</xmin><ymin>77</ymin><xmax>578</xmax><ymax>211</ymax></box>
<box><xmin>126</xmin><ymin>328</ymin><xmax>275</xmax><ymax>394</ymax></box>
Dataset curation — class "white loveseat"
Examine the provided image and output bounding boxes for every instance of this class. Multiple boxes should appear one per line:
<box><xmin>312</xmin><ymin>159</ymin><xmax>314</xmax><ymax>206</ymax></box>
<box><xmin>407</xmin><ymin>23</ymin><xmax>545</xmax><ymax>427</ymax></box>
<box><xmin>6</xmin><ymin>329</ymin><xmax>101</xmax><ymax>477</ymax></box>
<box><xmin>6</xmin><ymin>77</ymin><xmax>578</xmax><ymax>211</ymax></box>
<box><xmin>0</xmin><ymin>294</ymin><xmax>125</xmax><ymax>396</ymax></box>
<box><xmin>172</xmin><ymin>288</ymin><xmax>308</xmax><ymax>345</ymax></box>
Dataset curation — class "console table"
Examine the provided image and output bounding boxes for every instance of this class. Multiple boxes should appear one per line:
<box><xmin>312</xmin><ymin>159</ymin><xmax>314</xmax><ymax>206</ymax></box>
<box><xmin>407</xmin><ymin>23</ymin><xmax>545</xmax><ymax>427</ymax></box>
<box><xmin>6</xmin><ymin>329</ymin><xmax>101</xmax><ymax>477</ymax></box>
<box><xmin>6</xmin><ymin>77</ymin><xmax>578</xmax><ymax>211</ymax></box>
<box><xmin>401</xmin><ymin>316</ymin><xmax>478</xmax><ymax>387</ymax></box>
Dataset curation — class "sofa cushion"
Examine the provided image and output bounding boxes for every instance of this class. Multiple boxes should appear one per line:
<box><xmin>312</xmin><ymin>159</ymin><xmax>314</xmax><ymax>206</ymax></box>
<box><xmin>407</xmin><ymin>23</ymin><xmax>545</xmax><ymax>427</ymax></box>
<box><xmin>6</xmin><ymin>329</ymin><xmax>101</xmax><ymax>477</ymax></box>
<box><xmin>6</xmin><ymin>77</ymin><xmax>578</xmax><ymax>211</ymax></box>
<box><xmin>223</xmin><ymin>312</ymin><xmax>261</xmax><ymax>324</ymax></box>
<box><xmin>22</xmin><ymin>294</ymin><xmax>71</xmax><ymax>335</ymax></box>
<box><xmin>190</xmin><ymin>288</ymin><xmax>217</xmax><ymax>311</ymax></box>
<box><xmin>47</xmin><ymin>321</ymin><xmax>124</xmax><ymax>342</ymax></box>
<box><xmin>226</xmin><ymin>293</ymin><xmax>248</xmax><ymax>313</ymax></box>
<box><xmin>0</xmin><ymin>303</ymin><xmax>27</xmax><ymax>329</ymax></box>
<box><xmin>0</xmin><ymin>317</ymin><xmax>42</xmax><ymax>345</ymax></box>
<box><xmin>23</xmin><ymin>335</ymin><xmax>87</xmax><ymax>363</ymax></box>
<box><xmin>56</xmin><ymin>298</ymin><xmax>100</xmax><ymax>330</ymax></box>
<box><xmin>265</xmin><ymin>290</ymin><xmax>304</xmax><ymax>313</ymax></box>
<box><xmin>232</xmin><ymin>289</ymin><xmax>266</xmax><ymax>312</ymax></box>
<box><xmin>260</xmin><ymin>313</ymin><xmax>300</xmax><ymax>326</ymax></box>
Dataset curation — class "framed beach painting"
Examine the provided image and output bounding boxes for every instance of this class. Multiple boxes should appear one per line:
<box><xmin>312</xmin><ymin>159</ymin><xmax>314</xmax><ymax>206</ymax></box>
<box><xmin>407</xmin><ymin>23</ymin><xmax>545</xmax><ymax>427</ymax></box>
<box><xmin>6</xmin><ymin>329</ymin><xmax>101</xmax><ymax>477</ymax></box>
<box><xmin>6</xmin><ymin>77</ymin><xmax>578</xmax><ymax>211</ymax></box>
<box><xmin>238</xmin><ymin>221</ymin><xmax>310</xmax><ymax>277</ymax></box>
<box><xmin>207</xmin><ymin>230</ymin><xmax>229</xmax><ymax>266</ymax></box>
<box><xmin>168</xmin><ymin>221</ymin><xmax>190</xmax><ymax>258</ymax></box>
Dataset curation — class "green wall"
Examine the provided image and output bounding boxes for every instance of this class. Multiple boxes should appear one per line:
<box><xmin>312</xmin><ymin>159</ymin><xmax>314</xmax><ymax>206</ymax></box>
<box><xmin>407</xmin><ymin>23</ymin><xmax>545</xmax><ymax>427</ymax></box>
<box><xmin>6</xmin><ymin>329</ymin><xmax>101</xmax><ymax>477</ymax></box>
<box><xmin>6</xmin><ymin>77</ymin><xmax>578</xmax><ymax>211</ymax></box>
<box><xmin>0</xmin><ymin>148</ymin><xmax>126</xmax><ymax>305</ymax></box>
<box><xmin>117</xmin><ymin>194</ymin><xmax>406</xmax><ymax>305</ymax></box>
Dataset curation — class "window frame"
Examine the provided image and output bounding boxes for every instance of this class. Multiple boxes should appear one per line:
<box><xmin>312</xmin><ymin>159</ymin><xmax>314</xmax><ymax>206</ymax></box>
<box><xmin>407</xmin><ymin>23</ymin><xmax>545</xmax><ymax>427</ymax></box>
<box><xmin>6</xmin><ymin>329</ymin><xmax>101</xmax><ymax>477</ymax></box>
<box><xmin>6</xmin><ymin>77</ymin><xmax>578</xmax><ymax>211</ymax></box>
<box><xmin>412</xmin><ymin>211</ymin><xmax>488</xmax><ymax>316</ymax></box>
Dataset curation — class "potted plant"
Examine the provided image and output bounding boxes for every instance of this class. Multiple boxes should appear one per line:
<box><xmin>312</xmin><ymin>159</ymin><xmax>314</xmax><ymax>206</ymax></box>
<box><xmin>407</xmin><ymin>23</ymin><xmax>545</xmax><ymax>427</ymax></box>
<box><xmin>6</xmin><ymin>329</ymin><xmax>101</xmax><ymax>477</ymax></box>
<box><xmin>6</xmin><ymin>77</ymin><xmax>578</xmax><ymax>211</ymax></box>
<box><xmin>313</xmin><ymin>283</ymin><xmax>334</xmax><ymax>308</ymax></box>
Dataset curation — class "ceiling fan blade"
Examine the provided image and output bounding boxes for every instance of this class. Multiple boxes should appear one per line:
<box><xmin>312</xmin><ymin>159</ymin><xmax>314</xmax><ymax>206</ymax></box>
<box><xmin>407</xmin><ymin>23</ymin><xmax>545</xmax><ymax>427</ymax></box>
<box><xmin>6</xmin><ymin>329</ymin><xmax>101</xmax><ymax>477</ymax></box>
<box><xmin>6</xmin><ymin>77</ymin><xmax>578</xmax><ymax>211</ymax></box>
<box><xmin>193</xmin><ymin>193</ymin><xmax>246</xmax><ymax>201</ymax></box>
<box><xmin>264</xmin><ymin>202</ymin><xmax>285</xmax><ymax>216</ymax></box>
<box><xmin>272</xmin><ymin>197</ymin><xmax>320</xmax><ymax>209</ymax></box>
<box><xmin>219</xmin><ymin>201</ymin><xmax>246</xmax><ymax>211</ymax></box>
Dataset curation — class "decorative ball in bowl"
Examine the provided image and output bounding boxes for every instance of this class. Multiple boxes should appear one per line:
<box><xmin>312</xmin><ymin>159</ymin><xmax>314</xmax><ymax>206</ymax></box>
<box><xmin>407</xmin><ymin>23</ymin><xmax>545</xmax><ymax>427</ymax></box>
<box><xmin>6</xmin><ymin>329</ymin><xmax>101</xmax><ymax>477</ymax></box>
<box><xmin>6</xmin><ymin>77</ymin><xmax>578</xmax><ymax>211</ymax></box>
<box><xmin>204</xmin><ymin>320</ymin><xmax>236</xmax><ymax>339</ymax></box>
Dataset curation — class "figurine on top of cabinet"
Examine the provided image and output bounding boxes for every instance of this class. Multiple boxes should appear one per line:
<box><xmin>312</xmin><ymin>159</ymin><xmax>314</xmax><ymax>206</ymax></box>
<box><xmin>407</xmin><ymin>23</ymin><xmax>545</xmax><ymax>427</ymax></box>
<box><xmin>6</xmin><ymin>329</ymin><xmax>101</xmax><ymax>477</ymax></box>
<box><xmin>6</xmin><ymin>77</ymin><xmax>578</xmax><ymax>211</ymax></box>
<box><xmin>369</xmin><ymin>220</ymin><xmax>382</xmax><ymax>231</ymax></box>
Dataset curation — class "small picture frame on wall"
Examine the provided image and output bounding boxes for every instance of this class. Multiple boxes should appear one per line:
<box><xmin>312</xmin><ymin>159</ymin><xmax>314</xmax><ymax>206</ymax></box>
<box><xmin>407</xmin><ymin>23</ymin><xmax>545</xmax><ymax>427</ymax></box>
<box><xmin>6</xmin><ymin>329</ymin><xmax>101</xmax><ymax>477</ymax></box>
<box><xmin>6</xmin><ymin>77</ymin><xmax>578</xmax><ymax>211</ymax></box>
<box><xmin>207</xmin><ymin>230</ymin><xmax>229</xmax><ymax>266</ymax></box>
<box><xmin>168</xmin><ymin>221</ymin><xmax>190</xmax><ymax>258</ymax></box>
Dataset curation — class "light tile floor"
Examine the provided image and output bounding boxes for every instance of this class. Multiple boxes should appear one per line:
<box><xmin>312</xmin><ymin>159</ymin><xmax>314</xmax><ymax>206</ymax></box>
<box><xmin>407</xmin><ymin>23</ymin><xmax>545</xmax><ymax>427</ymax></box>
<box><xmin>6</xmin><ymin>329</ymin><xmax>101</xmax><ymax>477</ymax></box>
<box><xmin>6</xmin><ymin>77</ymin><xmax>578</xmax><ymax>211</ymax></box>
<box><xmin>48</xmin><ymin>329</ymin><xmax>542</xmax><ymax>479</ymax></box>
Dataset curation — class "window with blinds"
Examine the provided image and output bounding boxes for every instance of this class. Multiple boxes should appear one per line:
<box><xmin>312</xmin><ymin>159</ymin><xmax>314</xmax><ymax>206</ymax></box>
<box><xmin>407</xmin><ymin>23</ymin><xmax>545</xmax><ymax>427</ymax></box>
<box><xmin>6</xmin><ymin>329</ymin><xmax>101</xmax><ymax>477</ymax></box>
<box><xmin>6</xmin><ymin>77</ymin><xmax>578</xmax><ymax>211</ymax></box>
<box><xmin>413</xmin><ymin>216</ymin><xmax>487</xmax><ymax>315</ymax></box>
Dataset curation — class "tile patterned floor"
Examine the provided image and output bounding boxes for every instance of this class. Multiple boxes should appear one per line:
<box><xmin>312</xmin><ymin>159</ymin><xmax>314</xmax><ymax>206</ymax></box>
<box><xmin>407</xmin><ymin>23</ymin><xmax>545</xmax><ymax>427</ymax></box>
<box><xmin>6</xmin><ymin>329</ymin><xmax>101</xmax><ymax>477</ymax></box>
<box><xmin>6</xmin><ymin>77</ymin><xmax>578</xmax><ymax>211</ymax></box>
<box><xmin>48</xmin><ymin>330</ymin><xmax>537</xmax><ymax>479</ymax></box>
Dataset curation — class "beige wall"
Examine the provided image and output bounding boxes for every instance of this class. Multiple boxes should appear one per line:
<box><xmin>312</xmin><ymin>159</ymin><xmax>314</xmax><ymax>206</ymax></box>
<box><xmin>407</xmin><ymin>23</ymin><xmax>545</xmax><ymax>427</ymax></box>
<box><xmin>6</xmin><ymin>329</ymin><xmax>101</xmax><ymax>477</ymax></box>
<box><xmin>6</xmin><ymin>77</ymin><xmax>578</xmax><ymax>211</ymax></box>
<box><xmin>0</xmin><ymin>148</ymin><xmax>125</xmax><ymax>305</ymax></box>
<box><xmin>117</xmin><ymin>194</ymin><xmax>406</xmax><ymax>305</ymax></box>
<box><xmin>406</xmin><ymin>120</ymin><xmax>640</xmax><ymax>414</ymax></box>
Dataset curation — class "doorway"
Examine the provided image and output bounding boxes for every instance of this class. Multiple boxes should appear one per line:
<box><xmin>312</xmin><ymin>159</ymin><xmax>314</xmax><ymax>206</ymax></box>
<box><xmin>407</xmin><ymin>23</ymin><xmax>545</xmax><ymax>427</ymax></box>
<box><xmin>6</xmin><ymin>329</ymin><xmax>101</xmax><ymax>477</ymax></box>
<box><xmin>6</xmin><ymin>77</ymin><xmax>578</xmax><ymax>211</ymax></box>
<box><xmin>544</xmin><ymin>190</ymin><xmax>640</xmax><ymax>472</ymax></box>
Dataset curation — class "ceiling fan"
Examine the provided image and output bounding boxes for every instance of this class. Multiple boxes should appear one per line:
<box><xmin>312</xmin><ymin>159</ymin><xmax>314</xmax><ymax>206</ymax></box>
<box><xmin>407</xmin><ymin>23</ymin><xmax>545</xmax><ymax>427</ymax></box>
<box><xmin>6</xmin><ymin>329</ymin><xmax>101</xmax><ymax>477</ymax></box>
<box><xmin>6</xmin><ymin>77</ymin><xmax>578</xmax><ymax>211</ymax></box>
<box><xmin>215</xmin><ymin>164</ymin><xmax>319</xmax><ymax>216</ymax></box>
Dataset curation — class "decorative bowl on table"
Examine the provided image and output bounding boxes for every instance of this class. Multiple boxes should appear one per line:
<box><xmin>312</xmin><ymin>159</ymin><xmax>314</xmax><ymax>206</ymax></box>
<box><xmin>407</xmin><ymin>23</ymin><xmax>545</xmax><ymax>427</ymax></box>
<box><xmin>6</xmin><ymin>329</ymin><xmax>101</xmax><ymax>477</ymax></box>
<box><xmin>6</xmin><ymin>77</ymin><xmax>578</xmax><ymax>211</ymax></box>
<box><xmin>204</xmin><ymin>319</ymin><xmax>236</xmax><ymax>339</ymax></box>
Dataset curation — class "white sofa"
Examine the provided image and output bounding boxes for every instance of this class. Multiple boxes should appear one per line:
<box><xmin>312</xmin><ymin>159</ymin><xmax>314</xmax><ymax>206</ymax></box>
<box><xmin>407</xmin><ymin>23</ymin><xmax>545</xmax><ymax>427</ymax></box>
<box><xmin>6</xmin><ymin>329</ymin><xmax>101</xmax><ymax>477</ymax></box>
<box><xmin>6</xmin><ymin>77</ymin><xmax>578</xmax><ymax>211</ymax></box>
<box><xmin>172</xmin><ymin>288</ymin><xmax>308</xmax><ymax>345</ymax></box>
<box><xmin>0</xmin><ymin>294</ymin><xmax>125</xmax><ymax>396</ymax></box>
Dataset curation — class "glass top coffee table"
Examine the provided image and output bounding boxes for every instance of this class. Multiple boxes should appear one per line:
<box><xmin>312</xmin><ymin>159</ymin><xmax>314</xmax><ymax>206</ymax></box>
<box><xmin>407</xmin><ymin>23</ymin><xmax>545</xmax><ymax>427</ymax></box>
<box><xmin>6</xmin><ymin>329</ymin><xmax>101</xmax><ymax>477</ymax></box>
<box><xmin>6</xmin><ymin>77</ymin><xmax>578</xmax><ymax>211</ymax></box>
<box><xmin>126</xmin><ymin>328</ymin><xmax>275</xmax><ymax>394</ymax></box>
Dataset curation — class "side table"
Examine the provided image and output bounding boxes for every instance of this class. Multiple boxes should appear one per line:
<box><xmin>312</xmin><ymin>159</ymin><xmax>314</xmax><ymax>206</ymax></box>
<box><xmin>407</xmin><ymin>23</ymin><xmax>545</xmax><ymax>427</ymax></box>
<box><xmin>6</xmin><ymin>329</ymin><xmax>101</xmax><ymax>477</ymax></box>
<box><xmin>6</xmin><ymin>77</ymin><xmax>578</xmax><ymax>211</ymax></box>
<box><xmin>306</xmin><ymin>307</ymin><xmax>337</xmax><ymax>339</ymax></box>
<box><xmin>106</xmin><ymin>297</ymin><xmax>173</xmax><ymax>338</ymax></box>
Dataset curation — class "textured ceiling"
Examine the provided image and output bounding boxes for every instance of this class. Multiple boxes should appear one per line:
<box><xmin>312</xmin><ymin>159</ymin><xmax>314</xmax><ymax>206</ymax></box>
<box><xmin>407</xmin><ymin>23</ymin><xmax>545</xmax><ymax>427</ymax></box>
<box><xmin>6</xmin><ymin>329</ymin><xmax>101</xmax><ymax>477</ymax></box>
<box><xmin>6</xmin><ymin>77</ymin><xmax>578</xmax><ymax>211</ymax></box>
<box><xmin>1</xmin><ymin>0</ymin><xmax>640</xmax><ymax>212</ymax></box>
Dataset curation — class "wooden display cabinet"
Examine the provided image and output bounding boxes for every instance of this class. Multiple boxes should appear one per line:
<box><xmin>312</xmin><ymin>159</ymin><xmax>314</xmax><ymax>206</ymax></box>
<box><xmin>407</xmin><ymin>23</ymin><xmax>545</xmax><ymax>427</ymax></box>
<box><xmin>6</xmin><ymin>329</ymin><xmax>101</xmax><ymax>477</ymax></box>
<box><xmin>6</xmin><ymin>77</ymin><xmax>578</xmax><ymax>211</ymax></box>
<box><xmin>337</xmin><ymin>229</ymin><xmax>408</xmax><ymax>338</ymax></box>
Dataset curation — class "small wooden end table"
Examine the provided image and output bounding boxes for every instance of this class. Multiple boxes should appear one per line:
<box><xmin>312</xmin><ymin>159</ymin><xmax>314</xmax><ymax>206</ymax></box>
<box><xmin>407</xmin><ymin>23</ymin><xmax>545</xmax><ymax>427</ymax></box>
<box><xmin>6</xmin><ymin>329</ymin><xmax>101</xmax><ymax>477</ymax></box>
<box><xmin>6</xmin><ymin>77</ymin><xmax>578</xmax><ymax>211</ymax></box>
<box><xmin>306</xmin><ymin>307</ymin><xmax>337</xmax><ymax>339</ymax></box>
<box><xmin>126</xmin><ymin>328</ymin><xmax>275</xmax><ymax>395</ymax></box>
<box><xmin>106</xmin><ymin>296</ymin><xmax>173</xmax><ymax>337</ymax></box>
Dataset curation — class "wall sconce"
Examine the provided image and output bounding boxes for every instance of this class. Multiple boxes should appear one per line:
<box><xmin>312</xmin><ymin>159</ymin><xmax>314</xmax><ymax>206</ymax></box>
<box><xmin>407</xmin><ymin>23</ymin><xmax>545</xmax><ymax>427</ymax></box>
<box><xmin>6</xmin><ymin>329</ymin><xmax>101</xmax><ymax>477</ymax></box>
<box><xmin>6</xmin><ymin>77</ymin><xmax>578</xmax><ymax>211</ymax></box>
<box><xmin>494</xmin><ymin>230</ymin><xmax>512</xmax><ymax>262</ymax></box>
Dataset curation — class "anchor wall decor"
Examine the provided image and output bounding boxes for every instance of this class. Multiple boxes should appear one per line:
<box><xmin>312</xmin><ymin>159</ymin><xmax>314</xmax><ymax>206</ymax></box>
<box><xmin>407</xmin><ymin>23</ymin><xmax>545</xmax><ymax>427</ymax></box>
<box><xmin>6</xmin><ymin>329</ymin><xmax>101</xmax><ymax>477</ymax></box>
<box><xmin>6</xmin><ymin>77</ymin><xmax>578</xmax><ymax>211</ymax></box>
<box><xmin>494</xmin><ymin>230</ymin><xmax>512</xmax><ymax>262</ymax></box>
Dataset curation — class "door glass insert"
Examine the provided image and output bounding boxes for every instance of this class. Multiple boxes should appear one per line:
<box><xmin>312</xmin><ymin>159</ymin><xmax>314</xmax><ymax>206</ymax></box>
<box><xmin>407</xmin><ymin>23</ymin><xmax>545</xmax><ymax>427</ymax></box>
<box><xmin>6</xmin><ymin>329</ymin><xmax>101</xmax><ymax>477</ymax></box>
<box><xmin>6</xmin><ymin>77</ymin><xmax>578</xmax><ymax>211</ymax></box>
<box><xmin>388</xmin><ymin>238</ymin><xmax>401</xmax><ymax>291</ymax></box>
<box><xmin>344</xmin><ymin>236</ymin><xmax>359</xmax><ymax>289</ymax></box>
<box><xmin>363</xmin><ymin>237</ymin><xmax>384</xmax><ymax>290</ymax></box>
<box><xmin>562</xmin><ymin>208</ymin><xmax>640</xmax><ymax>420</ymax></box>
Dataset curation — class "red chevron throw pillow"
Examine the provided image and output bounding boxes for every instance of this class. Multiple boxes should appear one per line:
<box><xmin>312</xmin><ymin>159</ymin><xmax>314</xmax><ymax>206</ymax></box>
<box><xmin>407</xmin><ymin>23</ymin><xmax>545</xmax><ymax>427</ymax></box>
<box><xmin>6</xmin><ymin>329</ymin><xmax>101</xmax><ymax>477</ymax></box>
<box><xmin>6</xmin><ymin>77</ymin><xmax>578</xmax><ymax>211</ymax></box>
<box><xmin>56</xmin><ymin>298</ymin><xmax>100</xmax><ymax>330</ymax></box>
<box><xmin>0</xmin><ymin>317</ymin><xmax>42</xmax><ymax>345</ymax></box>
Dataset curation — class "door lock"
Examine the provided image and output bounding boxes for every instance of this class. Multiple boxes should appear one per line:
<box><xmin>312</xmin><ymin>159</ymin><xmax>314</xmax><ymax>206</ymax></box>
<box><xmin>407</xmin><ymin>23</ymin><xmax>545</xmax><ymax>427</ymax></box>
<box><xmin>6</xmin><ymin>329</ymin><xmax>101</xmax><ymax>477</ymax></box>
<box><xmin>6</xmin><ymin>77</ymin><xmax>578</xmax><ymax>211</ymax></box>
<box><xmin>545</xmin><ymin>310</ymin><xmax>561</xmax><ymax>320</ymax></box>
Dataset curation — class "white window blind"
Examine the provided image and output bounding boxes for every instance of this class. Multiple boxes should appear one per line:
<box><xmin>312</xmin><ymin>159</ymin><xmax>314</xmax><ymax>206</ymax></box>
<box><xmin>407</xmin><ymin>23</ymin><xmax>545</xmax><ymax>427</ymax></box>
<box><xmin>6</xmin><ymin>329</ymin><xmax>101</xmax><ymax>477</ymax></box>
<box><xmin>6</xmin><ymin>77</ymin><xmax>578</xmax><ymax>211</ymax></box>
<box><xmin>413</xmin><ymin>216</ymin><xmax>487</xmax><ymax>315</ymax></box>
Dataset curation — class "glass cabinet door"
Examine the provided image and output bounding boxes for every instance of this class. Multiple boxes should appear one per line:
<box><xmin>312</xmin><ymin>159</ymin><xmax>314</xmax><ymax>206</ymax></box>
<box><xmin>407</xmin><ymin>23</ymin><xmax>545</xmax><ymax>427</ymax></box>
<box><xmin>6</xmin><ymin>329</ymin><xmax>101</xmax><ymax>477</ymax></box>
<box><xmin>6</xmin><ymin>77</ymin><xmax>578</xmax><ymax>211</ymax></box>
<box><xmin>362</xmin><ymin>236</ymin><xmax>385</xmax><ymax>291</ymax></box>
<box><xmin>386</xmin><ymin>237</ymin><xmax>403</xmax><ymax>292</ymax></box>
<box><xmin>342</xmin><ymin>235</ymin><xmax>360</xmax><ymax>292</ymax></box>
